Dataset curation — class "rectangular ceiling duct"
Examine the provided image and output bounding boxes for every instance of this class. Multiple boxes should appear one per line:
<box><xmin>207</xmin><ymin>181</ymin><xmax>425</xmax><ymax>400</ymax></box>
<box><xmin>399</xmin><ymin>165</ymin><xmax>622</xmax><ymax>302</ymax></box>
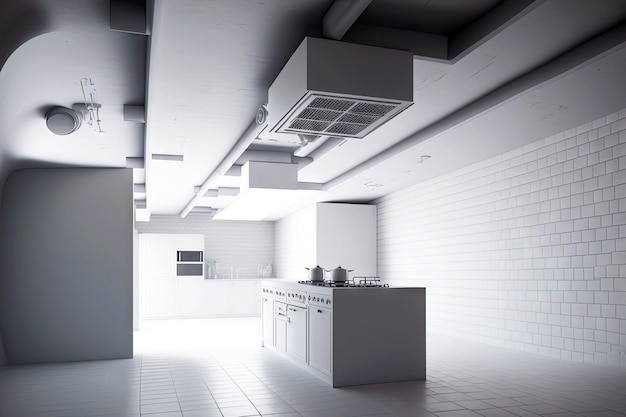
<box><xmin>267</xmin><ymin>37</ymin><xmax>414</xmax><ymax>139</ymax></box>
<box><xmin>213</xmin><ymin>162</ymin><xmax>308</xmax><ymax>221</ymax></box>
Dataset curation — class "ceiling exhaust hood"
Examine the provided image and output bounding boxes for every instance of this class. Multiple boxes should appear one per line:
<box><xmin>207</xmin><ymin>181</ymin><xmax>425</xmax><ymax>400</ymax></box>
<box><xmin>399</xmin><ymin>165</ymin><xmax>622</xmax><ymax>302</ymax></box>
<box><xmin>267</xmin><ymin>37</ymin><xmax>414</xmax><ymax>139</ymax></box>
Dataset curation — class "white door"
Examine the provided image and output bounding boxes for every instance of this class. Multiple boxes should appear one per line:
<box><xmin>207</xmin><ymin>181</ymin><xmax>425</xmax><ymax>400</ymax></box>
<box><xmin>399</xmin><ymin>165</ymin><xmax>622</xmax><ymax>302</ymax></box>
<box><xmin>274</xmin><ymin>302</ymin><xmax>287</xmax><ymax>352</ymax></box>
<box><xmin>287</xmin><ymin>305</ymin><xmax>307</xmax><ymax>362</ymax></box>
<box><xmin>262</xmin><ymin>296</ymin><xmax>274</xmax><ymax>346</ymax></box>
<box><xmin>141</xmin><ymin>234</ymin><xmax>175</xmax><ymax>318</ymax></box>
<box><xmin>308</xmin><ymin>306</ymin><xmax>332</xmax><ymax>375</ymax></box>
<box><xmin>142</xmin><ymin>234</ymin><xmax>175</xmax><ymax>277</ymax></box>
<box><xmin>204</xmin><ymin>281</ymin><xmax>232</xmax><ymax>316</ymax></box>
<box><xmin>175</xmin><ymin>277</ymin><xmax>205</xmax><ymax>316</ymax></box>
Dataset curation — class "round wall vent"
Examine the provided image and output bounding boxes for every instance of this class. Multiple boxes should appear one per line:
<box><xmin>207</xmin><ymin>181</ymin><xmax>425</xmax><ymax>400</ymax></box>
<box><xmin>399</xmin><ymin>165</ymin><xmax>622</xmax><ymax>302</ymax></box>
<box><xmin>256</xmin><ymin>104</ymin><xmax>268</xmax><ymax>125</ymax></box>
<box><xmin>46</xmin><ymin>106</ymin><xmax>82</xmax><ymax>135</ymax></box>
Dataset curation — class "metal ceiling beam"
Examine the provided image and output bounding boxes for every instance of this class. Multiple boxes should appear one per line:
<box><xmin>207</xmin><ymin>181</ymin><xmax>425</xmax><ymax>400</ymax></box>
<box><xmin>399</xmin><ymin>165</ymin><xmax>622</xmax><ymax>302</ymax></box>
<box><xmin>324</xmin><ymin>22</ymin><xmax>626</xmax><ymax>191</ymax></box>
<box><xmin>179</xmin><ymin>113</ymin><xmax>268</xmax><ymax>218</ymax></box>
<box><xmin>341</xmin><ymin>0</ymin><xmax>544</xmax><ymax>63</ymax></box>
<box><xmin>342</xmin><ymin>24</ymin><xmax>448</xmax><ymax>62</ymax></box>
<box><xmin>322</xmin><ymin>0</ymin><xmax>372</xmax><ymax>40</ymax></box>
<box><xmin>110</xmin><ymin>0</ymin><xmax>147</xmax><ymax>35</ymax></box>
<box><xmin>449</xmin><ymin>0</ymin><xmax>544</xmax><ymax>62</ymax></box>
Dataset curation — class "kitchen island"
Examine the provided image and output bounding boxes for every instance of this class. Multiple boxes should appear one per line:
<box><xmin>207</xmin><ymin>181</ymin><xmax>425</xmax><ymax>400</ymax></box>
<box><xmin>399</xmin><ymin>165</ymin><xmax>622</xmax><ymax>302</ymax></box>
<box><xmin>261</xmin><ymin>279</ymin><xmax>426</xmax><ymax>387</ymax></box>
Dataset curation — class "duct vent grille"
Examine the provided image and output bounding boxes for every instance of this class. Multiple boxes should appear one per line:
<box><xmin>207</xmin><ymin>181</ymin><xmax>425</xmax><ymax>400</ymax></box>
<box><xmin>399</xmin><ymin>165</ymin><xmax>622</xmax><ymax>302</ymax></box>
<box><xmin>276</xmin><ymin>94</ymin><xmax>409</xmax><ymax>138</ymax></box>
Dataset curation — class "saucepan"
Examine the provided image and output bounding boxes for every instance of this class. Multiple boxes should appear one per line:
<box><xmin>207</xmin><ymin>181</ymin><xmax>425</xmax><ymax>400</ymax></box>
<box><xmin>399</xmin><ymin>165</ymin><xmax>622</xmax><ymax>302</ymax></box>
<box><xmin>305</xmin><ymin>265</ymin><xmax>325</xmax><ymax>282</ymax></box>
<box><xmin>326</xmin><ymin>266</ymin><xmax>354</xmax><ymax>282</ymax></box>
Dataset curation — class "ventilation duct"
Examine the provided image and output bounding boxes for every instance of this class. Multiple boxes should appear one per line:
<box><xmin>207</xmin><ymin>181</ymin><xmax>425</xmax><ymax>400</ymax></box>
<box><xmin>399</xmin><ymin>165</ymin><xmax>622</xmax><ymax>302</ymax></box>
<box><xmin>267</xmin><ymin>37</ymin><xmax>413</xmax><ymax>139</ymax></box>
<box><xmin>45</xmin><ymin>106</ymin><xmax>82</xmax><ymax>135</ymax></box>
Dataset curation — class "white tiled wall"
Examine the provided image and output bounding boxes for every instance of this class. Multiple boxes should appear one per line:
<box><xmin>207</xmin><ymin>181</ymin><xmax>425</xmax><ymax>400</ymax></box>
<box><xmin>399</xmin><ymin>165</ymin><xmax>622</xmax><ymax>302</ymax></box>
<box><xmin>273</xmin><ymin>204</ymin><xmax>316</xmax><ymax>280</ymax></box>
<box><xmin>375</xmin><ymin>108</ymin><xmax>626</xmax><ymax>367</ymax></box>
<box><xmin>135</xmin><ymin>214</ymin><xmax>274</xmax><ymax>279</ymax></box>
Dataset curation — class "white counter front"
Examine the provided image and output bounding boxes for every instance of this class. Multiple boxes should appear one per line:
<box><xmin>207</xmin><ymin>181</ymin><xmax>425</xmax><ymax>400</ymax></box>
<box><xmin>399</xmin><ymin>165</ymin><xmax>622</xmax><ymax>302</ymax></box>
<box><xmin>142</xmin><ymin>279</ymin><xmax>263</xmax><ymax>319</ymax></box>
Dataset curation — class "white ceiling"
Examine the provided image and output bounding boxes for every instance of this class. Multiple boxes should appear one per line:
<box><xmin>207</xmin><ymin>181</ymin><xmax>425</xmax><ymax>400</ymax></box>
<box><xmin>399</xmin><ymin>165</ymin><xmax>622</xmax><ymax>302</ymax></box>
<box><xmin>1</xmin><ymin>0</ymin><xmax>625</xmax><ymax>221</ymax></box>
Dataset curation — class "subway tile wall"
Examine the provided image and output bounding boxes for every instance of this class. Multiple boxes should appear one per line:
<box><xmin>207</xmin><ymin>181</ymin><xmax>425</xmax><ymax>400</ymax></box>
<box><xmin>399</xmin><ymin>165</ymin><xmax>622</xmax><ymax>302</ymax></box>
<box><xmin>375</xmin><ymin>108</ymin><xmax>626</xmax><ymax>368</ymax></box>
<box><xmin>135</xmin><ymin>214</ymin><xmax>273</xmax><ymax>279</ymax></box>
<box><xmin>273</xmin><ymin>204</ymin><xmax>316</xmax><ymax>280</ymax></box>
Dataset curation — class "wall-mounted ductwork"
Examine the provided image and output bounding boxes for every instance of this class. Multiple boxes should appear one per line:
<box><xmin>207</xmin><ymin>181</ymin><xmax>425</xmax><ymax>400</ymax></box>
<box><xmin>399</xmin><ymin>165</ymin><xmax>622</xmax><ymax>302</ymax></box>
<box><xmin>267</xmin><ymin>37</ymin><xmax>414</xmax><ymax>140</ymax></box>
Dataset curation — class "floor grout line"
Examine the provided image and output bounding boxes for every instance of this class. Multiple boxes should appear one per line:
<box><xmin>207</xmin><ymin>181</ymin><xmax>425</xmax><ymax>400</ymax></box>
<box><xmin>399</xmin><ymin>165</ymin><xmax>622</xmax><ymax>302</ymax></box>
<box><xmin>1</xmin><ymin>318</ymin><xmax>625</xmax><ymax>417</ymax></box>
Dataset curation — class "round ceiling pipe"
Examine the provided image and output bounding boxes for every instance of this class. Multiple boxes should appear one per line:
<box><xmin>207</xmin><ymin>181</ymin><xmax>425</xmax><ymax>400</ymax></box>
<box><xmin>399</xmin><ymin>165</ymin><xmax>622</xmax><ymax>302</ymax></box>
<box><xmin>45</xmin><ymin>106</ymin><xmax>82</xmax><ymax>135</ymax></box>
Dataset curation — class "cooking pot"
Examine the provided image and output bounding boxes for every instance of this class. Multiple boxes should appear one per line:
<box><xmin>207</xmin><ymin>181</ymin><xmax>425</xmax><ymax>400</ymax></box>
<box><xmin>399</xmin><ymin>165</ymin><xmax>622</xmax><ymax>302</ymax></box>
<box><xmin>305</xmin><ymin>265</ymin><xmax>325</xmax><ymax>282</ymax></box>
<box><xmin>326</xmin><ymin>266</ymin><xmax>354</xmax><ymax>282</ymax></box>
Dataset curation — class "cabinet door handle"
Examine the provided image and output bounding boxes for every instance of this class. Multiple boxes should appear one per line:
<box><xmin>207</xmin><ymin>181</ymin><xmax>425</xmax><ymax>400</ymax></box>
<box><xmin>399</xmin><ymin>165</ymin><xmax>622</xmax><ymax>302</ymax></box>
<box><xmin>317</xmin><ymin>309</ymin><xmax>323</xmax><ymax>313</ymax></box>
<box><xmin>276</xmin><ymin>315</ymin><xmax>290</xmax><ymax>323</ymax></box>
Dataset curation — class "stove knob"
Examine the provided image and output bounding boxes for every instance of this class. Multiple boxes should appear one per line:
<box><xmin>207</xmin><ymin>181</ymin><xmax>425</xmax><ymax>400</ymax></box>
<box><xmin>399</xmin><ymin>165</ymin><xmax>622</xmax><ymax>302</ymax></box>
<box><xmin>320</xmin><ymin>298</ymin><xmax>324</xmax><ymax>303</ymax></box>
<box><xmin>308</xmin><ymin>295</ymin><xmax>311</xmax><ymax>300</ymax></box>
<box><xmin>326</xmin><ymin>299</ymin><xmax>331</xmax><ymax>304</ymax></box>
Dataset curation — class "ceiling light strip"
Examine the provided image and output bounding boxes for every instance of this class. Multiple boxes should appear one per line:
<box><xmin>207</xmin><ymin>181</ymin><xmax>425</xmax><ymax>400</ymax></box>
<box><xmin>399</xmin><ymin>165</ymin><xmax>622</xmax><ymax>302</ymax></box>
<box><xmin>151</xmin><ymin>153</ymin><xmax>184</xmax><ymax>161</ymax></box>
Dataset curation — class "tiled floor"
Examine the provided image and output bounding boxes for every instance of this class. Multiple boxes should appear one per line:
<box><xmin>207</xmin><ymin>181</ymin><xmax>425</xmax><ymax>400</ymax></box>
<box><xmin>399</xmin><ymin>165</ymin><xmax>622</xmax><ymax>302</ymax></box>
<box><xmin>1</xmin><ymin>318</ymin><xmax>625</xmax><ymax>417</ymax></box>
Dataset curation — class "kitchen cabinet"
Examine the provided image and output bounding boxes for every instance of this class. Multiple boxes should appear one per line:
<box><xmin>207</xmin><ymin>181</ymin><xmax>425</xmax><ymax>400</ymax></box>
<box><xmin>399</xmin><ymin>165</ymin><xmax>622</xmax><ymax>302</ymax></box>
<box><xmin>140</xmin><ymin>233</ymin><xmax>204</xmax><ymax>319</ymax></box>
<box><xmin>142</xmin><ymin>279</ymin><xmax>175</xmax><ymax>317</ymax></box>
<box><xmin>203</xmin><ymin>281</ymin><xmax>232</xmax><ymax>316</ymax></box>
<box><xmin>175</xmin><ymin>277</ymin><xmax>206</xmax><ymax>316</ymax></box>
<box><xmin>141</xmin><ymin>232</ymin><xmax>263</xmax><ymax>319</ymax></box>
<box><xmin>142</xmin><ymin>234</ymin><xmax>176</xmax><ymax>276</ymax></box>
<box><xmin>308</xmin><ymin>306</ymin><xmax>331</xmax><ymax>374</ymax></box>
<box><xmin>261</xmin><ymin>295</ymin><xmax>274</xmax><ymax>347</ymax></box>
<box><xmin>202</xmin><ymin>280</ymin><xmax>262</xmax><ymax>318</ymax></box>
<box><xmin>274</xmin><ymin>302</ymin><xmax>287</xmax><ymax>352</ymax></box>
<box><xmin>286</xmin><ymin>305</ymin><xmax>307</xmax><ymax>363</ymax></box>
<box><xmin>262</xmin><ymin>279</ymin><xmax>426</xmax><ymax>387</ymax></box>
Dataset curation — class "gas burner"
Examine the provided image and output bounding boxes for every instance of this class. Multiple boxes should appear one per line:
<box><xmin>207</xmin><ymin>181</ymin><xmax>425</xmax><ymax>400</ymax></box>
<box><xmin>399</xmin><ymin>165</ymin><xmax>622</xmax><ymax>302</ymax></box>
<box><xmin>298</xmin><ymin>278</ymin><xmax>389</xmax><ymax>288</ymax></box>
